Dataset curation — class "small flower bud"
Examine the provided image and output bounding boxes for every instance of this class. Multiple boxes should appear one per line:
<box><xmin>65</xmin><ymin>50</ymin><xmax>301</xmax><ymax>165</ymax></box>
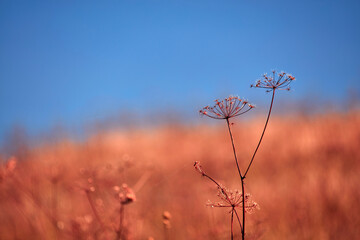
<box><xmin>119</xmin><ymin>184</ymin><xmax>136</xmax><ymax>204</ymax></box>
<box><xmin>6</xmin><ymin>157</ymin><xmax>17</xmax><ymax>173</ymax></box>
<box><xmin>194</xmin><ymin>161</ymin><xmax>205</xmax><ymax>176</ymax></box>
<box><xmin>162</xmin><ymin>211</ymin><xmax>171</xmax><ymax>220</ymax></box>
<box><xmin>162</xmin><ymin>211</ymin><xmax>172</xmax><ymax>229</ymax></box>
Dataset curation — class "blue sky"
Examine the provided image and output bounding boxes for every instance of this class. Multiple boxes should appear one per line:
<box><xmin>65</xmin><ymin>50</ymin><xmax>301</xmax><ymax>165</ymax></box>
<box><xmin>0</xmin><ymin>0</ymin><xmax>360</xmax><ymax>140</ymax></box>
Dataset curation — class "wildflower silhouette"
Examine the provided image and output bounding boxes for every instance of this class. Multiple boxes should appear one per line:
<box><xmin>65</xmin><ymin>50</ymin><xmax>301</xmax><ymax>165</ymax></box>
<box><xmin>196</xmin><ymin>71</ymin><xmax>295</xmax><ymax>240</ymax></box>
<box><xmin>197</xmin><ymin>96</ymin><xmax>255</xmax><ymax>240</ymax></box>
<box><xmin>245</xmin><ymin>71</ymin><xmax>295</xmax><ymax>177</ymax></box>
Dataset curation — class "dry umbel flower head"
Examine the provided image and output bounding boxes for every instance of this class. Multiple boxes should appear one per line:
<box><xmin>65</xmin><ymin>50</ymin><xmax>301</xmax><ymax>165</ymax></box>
<box><xmin>207</xmin><ymin>186</ymin><xmax>259</xmax><ymax>214</ymax></box>
<box><xmin>199</xmin><ymin>96</ymin><xmax>255</xmax><ymax>120</ymax></box>
<box><xmin>251</xmin><ymin>70</ymin><xmax>295</xmax><ymax>92</ymax></box>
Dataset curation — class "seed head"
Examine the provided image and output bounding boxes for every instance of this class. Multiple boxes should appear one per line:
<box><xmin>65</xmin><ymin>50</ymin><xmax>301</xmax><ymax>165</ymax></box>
<box><xmin>163</xmin><ymin>211</ymin><xmax>172</xmax><ymax>220</ymax></box>
<box><xmin>251</xmin><ymin>70</ymin><xmax>295</xmax><ymax>92</ymax></box>
<box><xmin>207</xmin><ymin>186</ymin><xmax>259</xmax><ymax>213</ymax></box>
<box><xmin>199</xmin><ymin>96</ymin><xmax>254</xmax><ymax>120</ymax></box>
<box><xmin>162</xmin><ymin>211</ymin><xmax>172</xmax><ymax>229</ymax></box>
<box><xmin>119</xmin><ymin>184</ymin><xmax>136</xmax><ymax>205</ymax></box>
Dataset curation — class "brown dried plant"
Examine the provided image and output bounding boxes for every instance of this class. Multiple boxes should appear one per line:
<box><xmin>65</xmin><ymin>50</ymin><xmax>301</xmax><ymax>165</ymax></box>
<box><xmin>196</xmin><ymin>71</ymin><xmax>295</xmax><ymax>240</ymax></box>
<box><xmin>81</xmin><ymin>179</ymin><xmax>137</xmax><ymax>239</ymax></box>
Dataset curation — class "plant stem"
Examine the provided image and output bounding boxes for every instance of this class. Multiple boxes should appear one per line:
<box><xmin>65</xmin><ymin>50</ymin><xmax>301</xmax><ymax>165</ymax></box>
<box><xmin>51</xmin><ymin>180</ymin><xmax>58</xmax><ymax>239</ymax></box>
<box><xmin>244</xmin><ymin>89</ymin><xmax>276</xmax><ymax>178</ymax></box>
<box><xmin>234</xmin><ymin>209</ymin><xmax>243</xmax><ymax>235</ymax></box>
<box><xmin>226</xmin><ymin>118</ymin><xmax>243</xmax><ymax>179</ymax></box>
<box><xmin>203</xmin><ymin>174</ymin><xmax>231</xmax><ymax>203</ymax></box>
<box><xmin>231</xmin><ymin>209</ymin><xmax>234</xmax><ymax>240</ymax></box>
<box><xmin>225</xmin><ymin>117</ymin><xmax>246</xmax><ymax>239</ymax></box>
<box><xmin>226</xmin><ymin>118</ymin><xmax>245</xmax><ymax>240</ymax></box>
<box><xmin>202</xmin><ymin>173</ymin><xmax>243</xmax><ymax>233</ymax></box>
<box><xmin>85</xmin><ymin>190</ymin><xmax>105</xmax><ymax>230</ymax></box>
<box><xmin>116</xmin><ymin>203</ymin><xmax>124</xmax><ymax>240</ymax></box>
<box><xmin>241</xmin><ymin>179</ymin><xmax>245</xmax><ymax>240</ymax></box>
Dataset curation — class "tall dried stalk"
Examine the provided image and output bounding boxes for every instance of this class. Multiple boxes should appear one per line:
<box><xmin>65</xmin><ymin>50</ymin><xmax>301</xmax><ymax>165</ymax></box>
<box><xmin>196</xmin><ymin>71</ymin><xmax>295</xmax><ymax>239</ymax></box>
<box><xmin>116</xmin><ymin>203</ymin><xmax>124</xmax><ymax>240</ymax></box>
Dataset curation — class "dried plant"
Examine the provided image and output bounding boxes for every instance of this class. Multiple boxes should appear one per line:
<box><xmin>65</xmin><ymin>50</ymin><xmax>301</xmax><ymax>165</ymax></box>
<box><xmin>194</xmin><ymin>161</ymin><xmax>257</xmax><ymax>239</ymax></box>
<box><xmin>115</xmin><ymin>184</ymin><xmax>136</xmax><ymax>240</ymax></box>
<box><xmin>196</xmin><ymin>71</ymin><xmax>295</xmax><ymax>240</ymax></box>
<box><xmin>74</xmin><ymin>168</ymin><xmax>137</xmax><ymax>239</ymax></box>
<box><xmin>246</xmin><ymin>71</ymin><xmax>295</xmax><ymax>177</ymax></box>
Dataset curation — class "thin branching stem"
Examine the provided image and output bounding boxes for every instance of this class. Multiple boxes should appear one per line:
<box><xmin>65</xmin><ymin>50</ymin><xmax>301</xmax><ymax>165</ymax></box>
<box><xmin>234</xmin><ymin>209</ymin><xmax>243</xmax><ymax>235</ymax></box>
<box><xmin>241</xmin><ymin>179</ymin><xmax>245</xmax><ymax>240</ymax></box>
<box><xmin>85</xmin><ymin>190</ymin><xmax>105</xmax><ymax>230</ymax></box>
<box><xmin>244</xmin><ymin>89</ymin><xmax>276</xmax><ymax>178</ymax></box>
<box><xmin>225</xmin><ymin>117</ymin><xmax>246</xmax><ymax>239</ymax></box>
<box><xmin>202</xmin><ymin>173</ymin><xmax>243</xmax><ymax>232</ymax></box>
<box><xmin>203</xmin><ymin>174</ymin><xmax>231</xmax><ymax>203</ymax></box>
<box><xmin>116</xmin><ymin>203</ymin><xmax>124</xmax><ymax>240</ymax></box>
<box><xmin>225</xmin><ymin>118</ymin><xmax>243</xmax><ymax>179</ymax></box>
<box><xmin>231</xmin><ymin>208</ymin><xmax>234</xmax><ymax>240</ymax></box>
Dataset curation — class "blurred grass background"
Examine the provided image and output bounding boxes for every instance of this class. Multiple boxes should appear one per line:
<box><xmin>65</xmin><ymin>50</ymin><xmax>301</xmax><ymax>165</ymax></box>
<box><xmin>1</xmin><ymin>110</ymin><xmax>359</xmax><ymax>240</ymax></box>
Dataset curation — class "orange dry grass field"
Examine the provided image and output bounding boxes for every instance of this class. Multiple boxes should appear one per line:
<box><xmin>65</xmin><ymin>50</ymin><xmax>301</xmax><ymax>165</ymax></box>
<box><xmin>1</xmin><ymin>111</ymin><xmax>360</xmax><ymax>240</ymax></box>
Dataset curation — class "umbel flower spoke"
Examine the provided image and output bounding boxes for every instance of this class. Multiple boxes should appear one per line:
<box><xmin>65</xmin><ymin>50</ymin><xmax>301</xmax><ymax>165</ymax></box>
<box><xmin>199</xmin><ymin>96</ymin><xmax>255</xmax><ymax>120</ymax></box>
